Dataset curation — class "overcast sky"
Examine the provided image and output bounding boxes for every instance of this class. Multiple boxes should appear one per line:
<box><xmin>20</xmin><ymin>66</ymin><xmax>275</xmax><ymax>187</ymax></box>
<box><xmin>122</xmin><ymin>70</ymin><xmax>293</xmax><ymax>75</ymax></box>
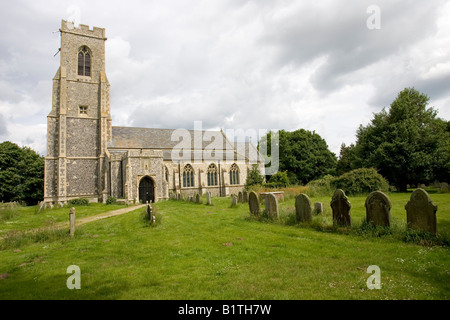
<box><xmin>0</xmin><ymin>0</ymin><xmax>449</xmax><ymax>157</ymax></box>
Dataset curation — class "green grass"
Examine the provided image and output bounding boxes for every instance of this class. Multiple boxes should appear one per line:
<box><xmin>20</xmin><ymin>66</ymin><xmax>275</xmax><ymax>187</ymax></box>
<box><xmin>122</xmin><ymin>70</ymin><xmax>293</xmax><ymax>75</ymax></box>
<box><xmin>0</xmin><ymin>193</ymin><xmax>449</xmax><ymax>300</ymax></box>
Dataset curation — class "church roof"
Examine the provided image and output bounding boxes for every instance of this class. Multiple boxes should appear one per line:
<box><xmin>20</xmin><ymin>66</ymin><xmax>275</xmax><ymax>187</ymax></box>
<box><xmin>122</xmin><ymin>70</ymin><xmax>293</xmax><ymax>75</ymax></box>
<box><xmin>109</xmin><ymin>126</ymin><xmax>263</xmax><ymax>163</ymax></box>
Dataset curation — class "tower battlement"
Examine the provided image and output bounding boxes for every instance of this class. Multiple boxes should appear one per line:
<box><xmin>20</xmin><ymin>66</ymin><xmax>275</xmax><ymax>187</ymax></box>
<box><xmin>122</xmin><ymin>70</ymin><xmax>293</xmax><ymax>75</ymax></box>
<box><xmin>60</xmin><ymin>19</ymin><xmax>106</xmax><ymax>40</ymax></box>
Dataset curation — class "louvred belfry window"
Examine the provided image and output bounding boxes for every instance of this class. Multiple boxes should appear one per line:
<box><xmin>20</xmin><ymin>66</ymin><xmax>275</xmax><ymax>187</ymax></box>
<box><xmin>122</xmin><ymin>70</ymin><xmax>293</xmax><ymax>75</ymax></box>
<box><xmin>78</xmin><ymin>47</ymin><xmax>91</xmax><ymax>76</ymax></box>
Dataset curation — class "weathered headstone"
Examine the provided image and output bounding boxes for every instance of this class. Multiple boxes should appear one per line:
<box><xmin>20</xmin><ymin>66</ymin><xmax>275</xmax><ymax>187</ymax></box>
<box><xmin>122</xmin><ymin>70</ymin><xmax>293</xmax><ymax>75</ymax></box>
<box><xmin>206</xmin><ymin>192</ymin><xmax>212</xmax><ymax>205</ymax></box>
<box><xmin>265</xmin><ymin>193</ymin><xmax>279</xmax><ymax>219</ymax></box>
<box><xmin>243</xmin><ymin>191</ymin><xmax>248</xmax><ymax>203</ymax></box>
<box><xmin>232</xmin><ymin>195</ymin><xmax>238</xmax><ymax>206</ymax></box>
<box><xmin>195</xmin><ymin>193</ymin><xmax>201</xmax><ymax>204</ymax></box>
<box><xmin>248</xmin><ymin>191</ymin><xmax>260</xmax><ymax>216</ymax></box>
<box><xmin>69</xmin><ymin>207</ymin><xmax>76</xmax><ymax>237</ymax></box>
<box><xmin>313</xmin><ymin>202</ymin><xmax>324</xmax><ymax>215</ymax></box>
<box><xmin>238</xmin><ymin>191</ymin><xmax>243</xmax><ymax>203</ymax></box>
<box><xmin>365</xmin><ymin>191</ymin><xmax>391</xmax><ymax>227</ymax></box>
<box><xmin>330</xmin><ymin>189</ymin><xmax>351</xmax><ymax>227</ymax></box>
<box><xmin>295</xmin><ymin>194</ymin><xmax>312</xmax><ymax>222</ymax></box>
<box><xmin>405</xmin><ymin>188</ymin><xmax>438</xmax><ymax>234</ymax></box>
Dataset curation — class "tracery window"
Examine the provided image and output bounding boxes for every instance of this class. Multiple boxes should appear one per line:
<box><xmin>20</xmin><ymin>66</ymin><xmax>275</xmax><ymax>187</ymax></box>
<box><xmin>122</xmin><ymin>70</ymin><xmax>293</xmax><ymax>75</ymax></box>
<box><xmin>207</xmin><ymin>163</ymin><xmax>218</xmax><ymax>186</ymax></box>
<box><xmin>78</xmin><ymin>46</ymin><xmax>91</xmax><ymax>76</ymax></box>
<box><xmin>183</xmin><ymin>164</ymin><xmax>194</xmax><ymax>188</ymax></box>
<box><xmin>229</xmin><ymin>163</ymin><xmax>240</xmax><ymax>185</ymax></box>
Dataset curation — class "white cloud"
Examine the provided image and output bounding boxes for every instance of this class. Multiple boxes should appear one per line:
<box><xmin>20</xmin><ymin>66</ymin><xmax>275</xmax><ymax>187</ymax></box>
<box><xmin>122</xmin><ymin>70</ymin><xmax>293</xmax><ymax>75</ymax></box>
<box><xmin>0</xmin><ymin>0</ymin><xmax>449</xmax><ymax>158</ymax></box>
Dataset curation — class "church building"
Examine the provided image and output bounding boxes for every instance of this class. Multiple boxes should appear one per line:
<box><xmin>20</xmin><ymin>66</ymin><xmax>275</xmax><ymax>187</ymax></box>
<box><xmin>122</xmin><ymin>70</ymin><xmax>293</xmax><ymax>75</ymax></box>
<box><xmin>44</xmin><ymin>20</ymin><xmax>265</xmax><ymax>205</ymax></box>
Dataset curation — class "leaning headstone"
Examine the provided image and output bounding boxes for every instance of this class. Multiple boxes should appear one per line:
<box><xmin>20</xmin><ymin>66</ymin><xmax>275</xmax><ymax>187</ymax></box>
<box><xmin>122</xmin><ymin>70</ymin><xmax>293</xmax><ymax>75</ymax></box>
<box><xmin>248</xmin><ymin>191</ymin><xmax>260</xmax><ymax>216</ymax></box>
<box><xmin>69</xmin><ymin>207</ymin><xmax>76</xmax><ymax>237</ymax></box>
<box><xmin>195</xmin><ymin>193</ymin><xmax>201</xmax><ymax>204</ymax></box>
<box><xmin>295</xmin><ymin>194</ymin><xmax>312</xmax><ymax>222</ymax></box>
<box><xmin>405</xmin><ymin>188</ymin><xmax>438</xmax><ymax>234</ymax></box>
<box><xmin>365</xmin><ymin>191</ymin><xmax>391</xmax><ymax>227</ymax></box>
<box><xmin>206</xmin><ymin>192</ymin><xmax>212</xmax><ymax>205</ymax></box>
<box><xmin>313</xmin><ymin>202</ymin><xmax>324</xmax><ymax>215</ymax></box>
<box><xmin>238</xmin><ymin>191</ymin><xmax>243</xmax><ymax>203</ymax></box>
<box><xmin>243</xmin><ymin>191</ymin><xmax>248</xmax><ymax>203</ymax></box>
<box><xmin>330</xmin><ymin>189</ymin><xmax>351</xmax><ymax>227</ymax></box>
<box><xmin>265</xmin><ymin>193</ymin><xmax>279</xmax><ymax>219</ymax></box>
<box><xmin>232</xmin><ymin>195</ymin><xmax>238</xmax><ymax>206</ymax></box>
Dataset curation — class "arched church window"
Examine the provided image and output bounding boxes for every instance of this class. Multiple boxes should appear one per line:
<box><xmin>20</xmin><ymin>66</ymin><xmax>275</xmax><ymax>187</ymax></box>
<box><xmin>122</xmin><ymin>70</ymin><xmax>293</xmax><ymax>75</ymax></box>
<box><xmin>207</xmin><ymin>163</ymin><xmax>218</xmax><ymax>186</ymax></box>
<box><xmin>183</xmin><ymin>164</ymin><xmax>194</xmax><ymax>188</ymax></box>
<box><xmin>78</xmin><ymin>46</ymin><xmax>91</xmax><ymax>76</ymax></box>
<box><xmin>229</xmin><ymin>163</ymin><xmax>240</xmax><ymax>185</ymax></box>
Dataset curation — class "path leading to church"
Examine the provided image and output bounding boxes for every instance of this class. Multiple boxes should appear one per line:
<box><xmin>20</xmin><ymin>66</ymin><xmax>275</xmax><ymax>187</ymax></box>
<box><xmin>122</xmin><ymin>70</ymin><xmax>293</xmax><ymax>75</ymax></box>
<box><xmin>75</xmin><ymin>204</ymin><xmax>146</xmax><ymax>226</ymax></box>
<box><xmin>0</xmin><ymin>204</ymin><xmax>147</xmax><ymax>240</ymax></box>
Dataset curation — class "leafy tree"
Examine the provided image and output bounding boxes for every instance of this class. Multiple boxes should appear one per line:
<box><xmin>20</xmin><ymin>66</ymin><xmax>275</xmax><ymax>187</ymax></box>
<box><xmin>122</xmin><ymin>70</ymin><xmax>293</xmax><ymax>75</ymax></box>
<box><xmin>354</xmin><ymin>88</ymin><xmax>449</xmax><ymax>191</ymax></box>
<box><xmin>259</xmin><ymin>129</ymin><xmax>337</xmax><ymax>184</ymax></box>
<box><xmin>244</xmin><ymin>164</ymin><xmax>264</xmax><ymax>189</ymax></box>
<box><xmin>0</xmin><ymin>141</ymin><xmax>44</xmax><ymax>205</ymax></box>
<box><xmin>336</xmin><ymin>143</ymin><xmax>360</xmax><ymax>176</ymax></box>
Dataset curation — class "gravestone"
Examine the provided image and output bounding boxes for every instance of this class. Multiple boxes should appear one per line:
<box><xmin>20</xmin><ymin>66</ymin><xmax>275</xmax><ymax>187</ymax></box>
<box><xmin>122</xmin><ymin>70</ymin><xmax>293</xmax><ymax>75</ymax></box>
<box><xmin>232</xmin><ymin>195</ymin><xmax>238</xmax><ymax>206</ymax></box>
<box><xmin>314</xmin><ymin>202</ymin><xmax>324</xmax><ymax>215</ymax></box>
<box><xmin>295</xmin><ymin>194</ymin><xmax>312</xmax><ymax>222</ymax></box>
<box><xmin>206</xmin><ymin>192</ymin><xmax>211</xmax><ymax>205</ymax></box>
<box><xmin>238</xmin><ymin>191</ymin><xmax>243</xmax><ymax>203</ymax></box>
<box><xmin>248</xmin><ymin>191</ymin><xmax>260</xmax><ymax>216</ymax></box>
<box><xmin>365</xmin><ymin>191</ymin><xmax>391</xmax><ymax>227</ymax></box>
<box><xmin>265</xmin><ymin>193</ymin><xmax>279</xmax><ymax>219</ymax></box>
<box><xmin>330</xmin><ymin>189</ymin><xmax>351</xmax><ymax>227</ymax></box>
<box><xmin>243</xmin><ymin>191</ymin><xmax>248</xmax><ymax>203</ymax></box>
<box><xmin>195</xmin><ymin>193</ymin><xmax>201</xmax><ymax>204</ymax></box>
<box><xmin>405</xmin><ymin>188</ymin><xmax>438</xmax><ymax>234</ymax></box>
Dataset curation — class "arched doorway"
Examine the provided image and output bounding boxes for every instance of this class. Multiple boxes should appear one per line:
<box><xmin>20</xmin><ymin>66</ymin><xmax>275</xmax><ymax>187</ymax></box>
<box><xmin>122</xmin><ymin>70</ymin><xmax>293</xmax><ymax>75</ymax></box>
<box><xmin>139</xmin><ymin>176</ymin><xmax>155</xmax><ymax>203</ymax></box>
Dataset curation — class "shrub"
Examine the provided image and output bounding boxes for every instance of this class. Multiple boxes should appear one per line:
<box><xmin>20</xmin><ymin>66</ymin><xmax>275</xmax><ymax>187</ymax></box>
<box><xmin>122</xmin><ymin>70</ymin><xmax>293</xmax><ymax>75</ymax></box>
<box><xmin>244</xmin><ymin>165</ymin><xmax>264</xmax><ymax>190</ymax></box>
<box><xmin>106</xmin><ymin>196</ymin><xmax>117</xmax><ymax>205</ymax></box>
<box><xmin>331</xmin><ymin>168</ymin><xmax>389</xmax><ymax>195</ymax></box>
<box><xmin>68</xmin><ymin>198</ymin><xmax>89</xmax><ymax>206</ymax></box>
<box><xmin>306</xmin><ymin>174</ymin><xmax>335</xmax><ymax>197</ymax></box>
<box><xmin>266</xmin><ymin>171</ymin><xmax>290</xmax><ymax>188</ymax></box>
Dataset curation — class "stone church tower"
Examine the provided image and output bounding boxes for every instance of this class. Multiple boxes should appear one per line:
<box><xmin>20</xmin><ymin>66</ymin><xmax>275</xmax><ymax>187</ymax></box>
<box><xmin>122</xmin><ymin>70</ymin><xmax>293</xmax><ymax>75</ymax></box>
<box><xmin>44</xmin><ymin>20</ymin><xmax>112</xmax><ymax>205</ymax></box>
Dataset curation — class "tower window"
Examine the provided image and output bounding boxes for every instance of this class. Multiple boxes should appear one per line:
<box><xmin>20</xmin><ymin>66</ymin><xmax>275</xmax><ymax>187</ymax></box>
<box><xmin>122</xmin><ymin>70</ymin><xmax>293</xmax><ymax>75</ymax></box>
<box><xmin>79</xmin><ymin>106</ymin><xmax>88</xmax><ymax>116</ymax></box>
<box><xmin>78</xmin><ymin>46</ymin><xmax>91</xmax><ymax>77</ymax></box>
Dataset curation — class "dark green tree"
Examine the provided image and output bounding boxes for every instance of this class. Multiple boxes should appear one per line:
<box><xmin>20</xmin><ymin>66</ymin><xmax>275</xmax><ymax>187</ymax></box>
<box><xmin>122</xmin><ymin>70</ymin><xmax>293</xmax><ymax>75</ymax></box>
<box><xmin>259</xmin><ymin>129</ymin><xmax>337</xmax><ymax>185</ymax></box>
<box><xmin>354</xmin><ymin>88</ymin><xmax>449</xmax><ymax>191</ymax></box>
<box><xmin>0</xmin><ymin>141</ymin><xmax>44</xmax><ymax>205</ymax></box>
<box><xmin>336</xmin><ymin>143</ymin><xmax>361</xmax><ymax>176</ymax></box>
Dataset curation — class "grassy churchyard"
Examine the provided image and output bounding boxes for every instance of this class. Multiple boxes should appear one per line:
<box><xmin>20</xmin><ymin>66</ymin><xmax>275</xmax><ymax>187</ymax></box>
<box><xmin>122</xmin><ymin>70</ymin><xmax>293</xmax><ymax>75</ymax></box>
<box><xmin>0</xmin><ymin>190</ymin><xmax>449</xmax><ymax>300</ymax></box>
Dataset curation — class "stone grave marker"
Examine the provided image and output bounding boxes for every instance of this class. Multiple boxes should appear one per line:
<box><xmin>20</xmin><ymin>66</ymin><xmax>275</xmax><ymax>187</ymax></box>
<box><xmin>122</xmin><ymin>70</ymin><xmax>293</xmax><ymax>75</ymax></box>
<box><xmin>365</xmin><ymin>191</ymin><xmax>391</xmax><ymax>227</ymax></box>
<box><xmin>243</xmin><ymin>191</ymin><xmax>248</xmax><ymax>203</ymax></box>
<box><xmin>248</xmin><ymin>191</ymin><xmax>260</xmax><ymax>216</ymax></box>
<box><xmin>314</xmin><ymin>202</ymin><xmax>324</xmax><ymax>215</ymax></box>
<box><xmin>238</xmin><ymin>191</ymin><xmax>243</xmax><ymax>203</ymax></box>
<box><xmin>265</xmin><ymin>193</ymin><xmax>279</xmax><ymax>219</ymax></box>
<box><xmin>232</xmin><ymin>195</ymin><xmax>238</xmax><ymax>206</ymax></box>
<box><xmin>206</xmin><ymin>192</ymin><xmax>211</xmax><ymax>205</ymax></box>
<box><xmin>330</xmin><ymin>189</ymin><xmax>351</xmax><ymax>227</ymax></box>
<box><xmin>195</xmin><ymin>193</ymin><xmax>201</xmax><ymax>204</ymax></box>
<box><xmin>295</xmin><ymin>193</ymin><xmax>312</xmax><ymax>222</ymax></box>
<box><xmin>405</xmin><ymin>188</ymin><xmax>438</xmax><ymax>234</ymax></box>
